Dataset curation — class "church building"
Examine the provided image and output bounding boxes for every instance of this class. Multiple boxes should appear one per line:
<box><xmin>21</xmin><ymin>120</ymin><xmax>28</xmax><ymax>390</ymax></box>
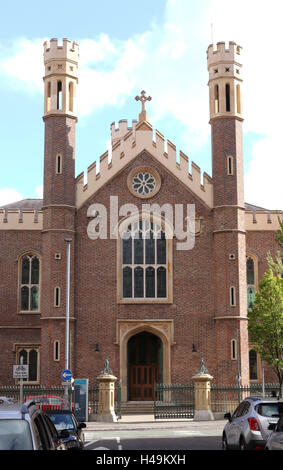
<box><xmin>0</xmin><ymin>38</ymin><xmax>281</xmax><ymax>403</ymax></box>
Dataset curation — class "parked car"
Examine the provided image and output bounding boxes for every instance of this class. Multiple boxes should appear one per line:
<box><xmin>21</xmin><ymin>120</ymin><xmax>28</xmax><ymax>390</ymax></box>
<box><xmin>45</xmin><ymin>409</ymin><xmax>86</xmax><ymax>450</ymax></box>
<box><xmin>265</xmin><ymin>414</ymin><xmax>283</xmax><ymax>450</ymax></box>
<box><xmin>0</xmin><ymin>400</ymin><xmax>67</xmax><ymax>450</ymax></box>
<box><xmin>0</xmin><ymin>396</ymin><xmax>15</xmax><ymax>405</ymax></box>
<box><xmin>222</xmin><ymin>397</ymin><xmax>280</xmax><ymax>450</ymax></box>
<box><xmin>25</xmin><ymin>395</ymin><xmax>66</xmax><ymax>411</ymax></box>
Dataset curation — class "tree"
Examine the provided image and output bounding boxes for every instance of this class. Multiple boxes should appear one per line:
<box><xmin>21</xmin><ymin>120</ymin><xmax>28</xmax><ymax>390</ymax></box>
<box><xmin>248</xmin><ymin>269</ymin><xmax>283</xmax><ymax>397</ymax></box>
<box><xmin>275</xmin><ymin>217</ymin><xmax>283</xmax><ymax>250</ymax></box>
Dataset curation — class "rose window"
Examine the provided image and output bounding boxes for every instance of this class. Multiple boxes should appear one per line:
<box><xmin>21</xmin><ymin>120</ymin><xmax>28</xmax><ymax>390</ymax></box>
<box><xmin>132</xmin><ymin>172</ymin><xmax>156</xmax><ymax>196</ymax></box>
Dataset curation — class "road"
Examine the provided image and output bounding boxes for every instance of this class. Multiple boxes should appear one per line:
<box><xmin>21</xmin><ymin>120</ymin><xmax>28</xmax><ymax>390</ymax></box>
<box><xmin>84</xmin><ymin>422</ymin><xmax>224</xmax><ymax>451</ymax></box>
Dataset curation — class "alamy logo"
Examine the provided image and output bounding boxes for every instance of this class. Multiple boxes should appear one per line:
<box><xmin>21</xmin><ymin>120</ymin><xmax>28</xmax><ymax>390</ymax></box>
<box><xmin>87</xmin><ymin>196</ymin><xmax>198</xmax><ymax>251</ymax></box>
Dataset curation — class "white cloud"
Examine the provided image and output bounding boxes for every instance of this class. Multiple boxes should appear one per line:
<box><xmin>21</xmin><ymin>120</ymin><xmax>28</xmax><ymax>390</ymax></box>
<box><xmin>0</xmin><ymin>38</ymin><xmax>44</xmax><ymax>92</ymax></box>
<box><xmin>0</xmin><ymin>189</ymin><xmax>23</xmax><ymax>207</ymax></box>
<box><xmin>244</xmin><ymin>134</ymin><xmax>283</xmax><ymax>210</ymax></box>
<box><xmin>35</xmin><ymin>185</ymin><xmax>43</xmax><ymax>199</ymax></box>
<box><xmin>0</xmin><ymin>1</ymin><xmax>282</xmax><ymax>209</ymax></box>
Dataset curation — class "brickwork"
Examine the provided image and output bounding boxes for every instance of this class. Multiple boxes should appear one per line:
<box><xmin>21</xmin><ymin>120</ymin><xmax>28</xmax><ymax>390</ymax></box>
<box><xmin>0</xmin><ymin>38</ymin><xmax>281</xmax><ymax>392</ymax></box>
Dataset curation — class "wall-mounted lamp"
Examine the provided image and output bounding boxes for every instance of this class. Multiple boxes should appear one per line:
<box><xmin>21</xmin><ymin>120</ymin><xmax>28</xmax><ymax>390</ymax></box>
<box><xmin>192</xmin><ymin>344</ymin><xmax>197</xmax><ymax>353</ymax></box>
<box><xmin>94</xmin><ymin>344</ymin><xmax>100</xmax><ymax>353</ymax></box>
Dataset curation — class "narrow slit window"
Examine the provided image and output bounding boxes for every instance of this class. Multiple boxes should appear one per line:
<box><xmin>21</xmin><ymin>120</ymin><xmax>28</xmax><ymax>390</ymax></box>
<box><xmin>57</xmin><ymin>81</ymin><xmax>62</xmax><ymax>110</ymax></box>
<box><xmin>56</xmin><ymin>155</ymin><xmax>62</xmax><ymax>174</ymax></box>
<box><xmin>47</xmin><ymin>82</ymin><xmax>51</xmax><ymax>112</ymax></box>
<box><xmin>236</xmin><ymin>84</ymin><xmax>241</xmax><ymax>114</ymax></box>
<box><xmin>227</xmin><ymin>156</ymin><xmax>234</xmax><ymax>175</ymax></box>
<box><xmin>54</xmin><ymin>287</ymin><xmax>61</xmax><ymax>307</ymax></box>
<box><xmin>230</xmin><ymin>286</ymin><xmax>236</xmax><ymax>306</ymax></box>
<box><xmin>69</xmin><ymin>82</ymin><xmax>74</xmax><ymax>112</ymax></box>
<box><xmin>231</xmin><ymin>339</ymin><xmax>237</xmax><ymax>360</ymax></box>
<box><xmin>54</xmin><ymin>341</ymin><xmax>60</xmax><ymax>361</ymax></box>
<box><xmin>225</xmin><ymin>84</ymin><xmax>231</xmax><ymax>112</ymax></box>
<box><xmin>214</xmin><ymin>84</ymin><xmax>219</xmax><ymax>113</ymax></box>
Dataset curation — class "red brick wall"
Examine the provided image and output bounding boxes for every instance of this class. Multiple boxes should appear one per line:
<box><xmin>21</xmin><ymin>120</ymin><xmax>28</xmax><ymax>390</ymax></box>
<box><xmin>0</xmin><ymin>231</ymin><xmax>41</xmax><ymax>384</ymax></box>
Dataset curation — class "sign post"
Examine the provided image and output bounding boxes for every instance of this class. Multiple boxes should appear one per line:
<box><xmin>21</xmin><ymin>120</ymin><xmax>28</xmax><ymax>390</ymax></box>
<box><xmin>13</xmin><ymin>359</ymin><xmax>28</xmax><ymax>404</ymax></box>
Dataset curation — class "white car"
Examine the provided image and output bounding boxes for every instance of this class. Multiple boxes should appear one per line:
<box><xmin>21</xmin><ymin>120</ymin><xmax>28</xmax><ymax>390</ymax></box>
<box><xmin>0</xmin><ymin>396</ymin><xmax>15</xmax><ymax>405</ymax></box>
<box><xmin>265</xmin><ymin>415</ymin><xmax>283</xmax><ymax>450</ymax></box>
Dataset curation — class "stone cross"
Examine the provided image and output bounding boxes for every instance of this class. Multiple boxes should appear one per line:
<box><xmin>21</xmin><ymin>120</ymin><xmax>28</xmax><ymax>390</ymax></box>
<box><xmin>135</xmin><ymin>90</ymin><xmax>152</xmax><ymax>121</ymax></box>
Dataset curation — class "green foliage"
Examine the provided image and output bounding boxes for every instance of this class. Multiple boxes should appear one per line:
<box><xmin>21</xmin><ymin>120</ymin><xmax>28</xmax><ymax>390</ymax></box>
<box><xmin>275</xmin><ymin>217</ymin><xmax>283</xmax><ymax>250</ymax></box>
<box><xmin>248</xmin><ymin>270</ymin><xmax>283</xmax><ymax>391</ymax></box>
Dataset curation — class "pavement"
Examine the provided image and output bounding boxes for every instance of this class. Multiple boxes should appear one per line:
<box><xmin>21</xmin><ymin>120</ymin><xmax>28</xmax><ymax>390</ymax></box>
<box><xmin>85</xmin><ymin>415</ymin><xmax>226</xmax><ymax>432</ymax></box>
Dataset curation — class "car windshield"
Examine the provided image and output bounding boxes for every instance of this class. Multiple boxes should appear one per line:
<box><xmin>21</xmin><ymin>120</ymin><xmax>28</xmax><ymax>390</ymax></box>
<box><xmin>0</xmin><ymin>420</ymin><xmax>33</xmax><ymax>450</ymax></box>
<box><xmin>257</xmin><ymin>403</ymin><xmax>279</xmax><ymax>417</ymax></box>
<box><xmin>48</xmin><ymin>413</ymin><xmax>75</xmax><ymax>431</ymax></box>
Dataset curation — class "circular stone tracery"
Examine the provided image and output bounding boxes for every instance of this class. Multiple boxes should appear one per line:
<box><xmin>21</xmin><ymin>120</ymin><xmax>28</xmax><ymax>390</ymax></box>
<box><xmin>132</xmin><ymin>172</ymin><xmax>156</xmax><ymax>195</ymax></box>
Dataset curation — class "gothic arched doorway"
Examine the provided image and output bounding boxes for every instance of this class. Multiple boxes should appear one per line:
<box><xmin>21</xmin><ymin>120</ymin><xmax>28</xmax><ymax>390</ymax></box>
<box><xmin>127</xmin><ymin>332</ymin><xmax>163</xmax><ymax>401</ymax></box>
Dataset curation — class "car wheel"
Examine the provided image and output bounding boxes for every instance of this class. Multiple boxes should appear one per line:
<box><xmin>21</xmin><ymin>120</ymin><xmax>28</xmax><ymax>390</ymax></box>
<box><xmin>239</xmin><ymin>436</ymin><xmax>247</xmax><ymax>450</ymax></box>
<box><xmin>222</xmin><ymin>434</ymin><xmax>229</xmax><ymax>450</ymax></box>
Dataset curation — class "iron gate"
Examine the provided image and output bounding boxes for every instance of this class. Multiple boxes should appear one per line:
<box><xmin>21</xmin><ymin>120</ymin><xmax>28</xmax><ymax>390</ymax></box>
<box><xmin>154</xmin><ymin>383</ymin><xmax>195</xmax><ymax>419</ymax></box>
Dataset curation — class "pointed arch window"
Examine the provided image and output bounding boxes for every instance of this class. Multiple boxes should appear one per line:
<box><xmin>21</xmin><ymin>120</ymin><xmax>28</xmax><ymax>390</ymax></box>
<box><xmin>249</xmin><ymin>349</ymin><xmax>258</xmax><ymax>381</ymax></box>
<box><xmin>247</xmin><ymin>256</ymin><xmax>257</xmax><ymax>310</ymax></box>
<box><xmin>19</xmin><ymin>253</ymin><xmax>40</xmax><ymax>312</ymax></box>
<box><xmin>17</xmin><ymin>347</ymin><xmax>40</xmax><ymax>383</ymax></box>
<box><xmin>119</xmin><ymin>216</ymin><xmax>172</xmax><ymax>303</ymax></box>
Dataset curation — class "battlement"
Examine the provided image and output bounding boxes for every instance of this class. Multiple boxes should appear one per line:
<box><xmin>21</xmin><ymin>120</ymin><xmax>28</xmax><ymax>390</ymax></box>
<box><xmin>207</xmin><ymin>41</ymin><xmax>242</xmax><ymax>68</ymax></box>
<box><xmin>44</xmin><ymin>38</ymin><xmax>79</xmax><ymax>64</ymax></box>
<box><xmin>245</xmin><ymin>210</ymin><xmax>282</xmax><ymax>231</ymax></box>
<box><xmin>111</xmin><ymin>119</ymin><xmax>138</xmax><ymax>144</ymax></box>
<box><xmin>0</xmin><ymin>209</ymin><xmax>43</xmax><ymax>230</ymax></box>
<box><xmin>76</xmin><ymin>122</ymin><xmax>214</xmax><ymax>209</ymax></box>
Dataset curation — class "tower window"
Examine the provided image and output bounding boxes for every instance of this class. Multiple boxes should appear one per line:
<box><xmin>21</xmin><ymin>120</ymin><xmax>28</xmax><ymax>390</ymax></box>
<box><xmin>214</xmin><ymin>84</ymin><xmax>219</xmax><ymax>114</ymax></box>
<box><xmin>231</xmin><ymin>339</ymin><xmax>237</xmax><ymax>360</ymax></box>
<box><xmin>69</xmin><ymin>82</ymin><xmax>74</xmax><ymax>112</ymax></box>
<box><xmin>47</xmin><ymin>82</ymin><xmax>51</xmax><ymax>112</ymax></box>
<box><xmin>227</xmin><ymin>156</ymin><xmax>234</xmax><ymax>175</ymax></box>
<box><xmin>57</xmin><ymin>81</ymin><xmax>62</xmax><ymax>110</ymax></box>
<box><xmin>56</xmin><ymin>154</ymin><xmax>62</xmax><ymax>174</ymax></box>
<box><xmin>230</xmin><ymin>286</ymin><xmax>236</xmax><ymax>307</ymax></box>
<box><xmin>236</xmin><ymin>84</ymin><xmax>241</xmax><ymax>114</ymax></box>
<box><xmin>54</xmin><ymin>287</ymin><xmax>61</xmax><ymax>307</ymax></box>
<box><xmin>54</xmin><ymin>341</ymin><xmax>60</xmax><ymax>361</ymax></box>
<box><xmin>225</xmin><ymin>84</ymin><xmax>231</xmax><ymax>112</ymax></box>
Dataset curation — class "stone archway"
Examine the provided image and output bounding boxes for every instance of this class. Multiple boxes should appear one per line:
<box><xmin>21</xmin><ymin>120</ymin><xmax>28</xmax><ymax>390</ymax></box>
<box><xmin>116</xmin><ymin>320</ymin><xmax>174</xmax><ymax>403</ymax></box>
<box><xmin>128</xmin><ymin>331</ymin><xmax>162</xmax><ymax>401</ymax></box>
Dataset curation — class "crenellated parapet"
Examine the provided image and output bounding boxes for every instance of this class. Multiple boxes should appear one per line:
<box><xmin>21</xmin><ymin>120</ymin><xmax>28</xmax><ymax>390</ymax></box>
<box><xmin>76</xmin><ymin>119</ymin><xmax>213</xmax><ymax>208</ymax></box>
<box><xmin>111</xmin><ymin>119</ymin><xmax>138</xmax><ymax>145</ymax></box>
<box><xmin>44</xmin><ymin>38</ymin><xmax>79</xmax><ymax>68</ymax></box>
<box><xmin>245</xmin><ymin>210</ymin><xmax>282</xmax><ymax>231</ymax></box>
<box><xmin>0</xmin><ymin>209</ymin><xmax>43</xmax><ymax>230</ymax></box>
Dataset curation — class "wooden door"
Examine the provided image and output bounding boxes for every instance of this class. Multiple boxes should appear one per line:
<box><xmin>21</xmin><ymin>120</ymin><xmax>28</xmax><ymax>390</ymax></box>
<box><xmin>129</xmin><ymin>364</ymin><xmax>157</xmax><ymax>400</ymax></box>
<box><xmin>128</xmin><ymin>332</ymin><xmax>160</xmax><ymax>401</ymax></box>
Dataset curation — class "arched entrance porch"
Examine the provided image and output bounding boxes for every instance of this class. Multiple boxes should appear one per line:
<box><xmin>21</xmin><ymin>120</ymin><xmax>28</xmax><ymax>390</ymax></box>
<box><xmin>128</xmin><ymin>332</ymin><xmax>162</xmax><ymax>401</ymax></box>
<box><xmin>116</xmin><ymin>319</ymin><xmax>174</xmax><ymax>403</ymax></box>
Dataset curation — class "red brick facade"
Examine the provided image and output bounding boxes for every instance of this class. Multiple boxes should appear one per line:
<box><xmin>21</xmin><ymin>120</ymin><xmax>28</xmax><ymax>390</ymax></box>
<box><xmin>0</xmin><ymin>40</ymin><xmax>281</xmax><ymax>395</ymax></box>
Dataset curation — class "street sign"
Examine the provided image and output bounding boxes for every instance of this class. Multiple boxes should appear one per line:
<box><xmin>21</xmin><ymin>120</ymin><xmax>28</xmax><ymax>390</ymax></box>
<box><xmin>61</xmin><ymin>369</ymin><xmax>72</xmax><ymax>381</ymax></box>
<box><xmin>13</xmin><ymin>364</ymin><xmax>29</xmax><ymax>379</ymax></box>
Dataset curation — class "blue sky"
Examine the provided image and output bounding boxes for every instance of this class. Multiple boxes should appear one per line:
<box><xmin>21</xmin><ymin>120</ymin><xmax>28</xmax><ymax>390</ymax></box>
<box><xmin>0</xmin><ymin>0</ymin><xmax>282</xmax><ymax>209</ymax></box>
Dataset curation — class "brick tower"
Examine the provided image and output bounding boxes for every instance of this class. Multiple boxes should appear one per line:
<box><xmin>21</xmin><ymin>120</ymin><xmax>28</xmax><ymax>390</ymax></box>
<box><xmin>207</xmin><ymin>42</ymin><xmax>249</xmax><ymax>384</ymax></box>
<box><xmin>41</xmin><ymin>39</ymin><xmax>79</xmax><ymax>384</ymax></box>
